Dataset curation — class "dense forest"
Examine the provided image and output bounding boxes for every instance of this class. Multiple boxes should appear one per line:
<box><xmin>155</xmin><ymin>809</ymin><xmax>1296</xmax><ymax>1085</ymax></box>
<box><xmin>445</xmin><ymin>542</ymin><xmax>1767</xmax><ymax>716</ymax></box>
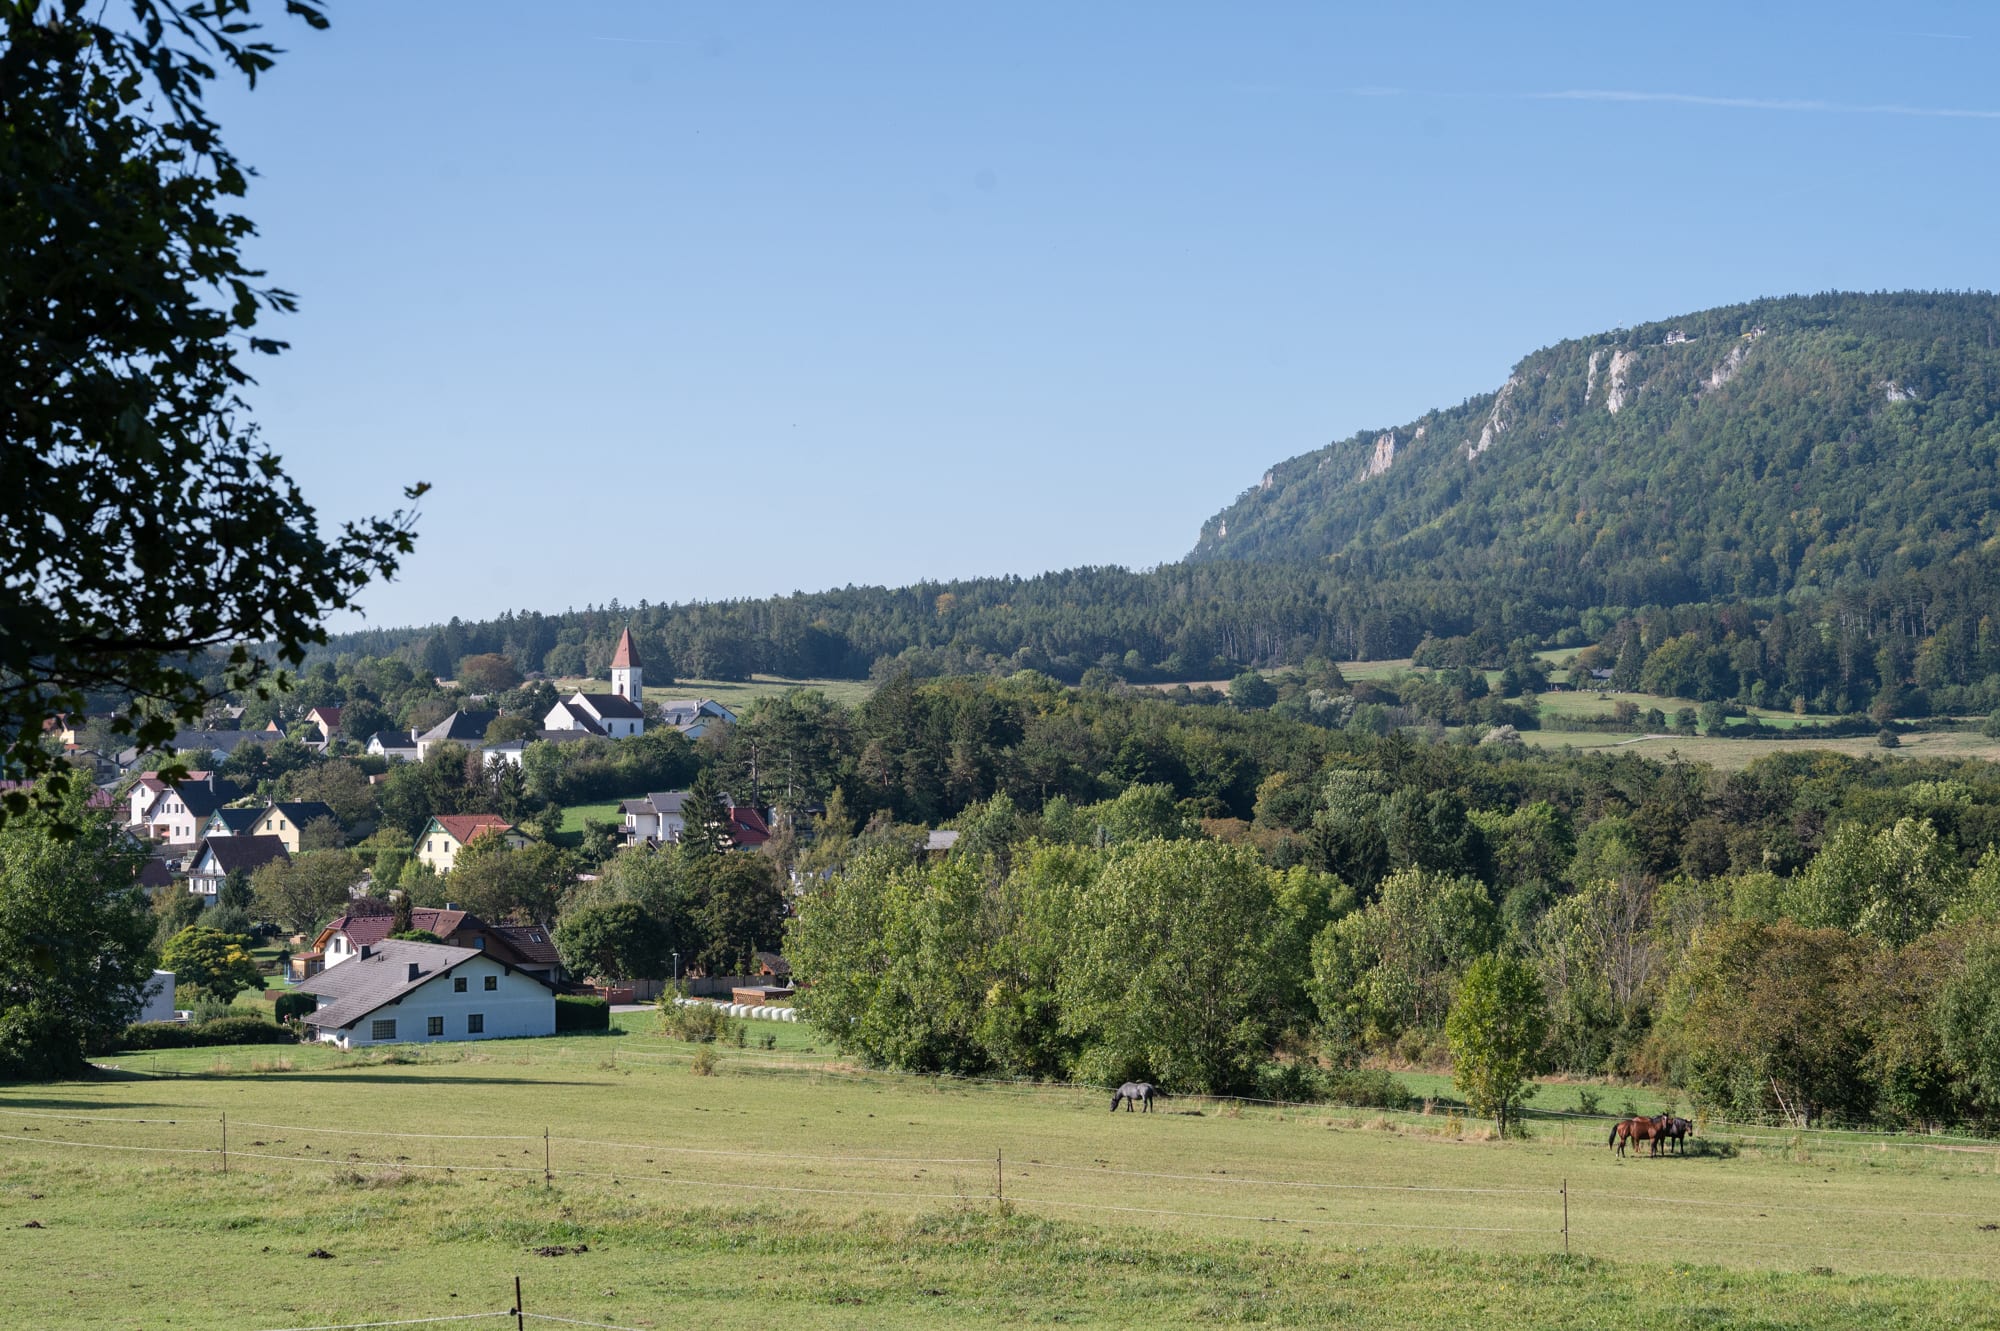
<box><xmin>304</xmin><ymin>293</ymin><xmax>2000</xmax><ymax>720</ymax></box>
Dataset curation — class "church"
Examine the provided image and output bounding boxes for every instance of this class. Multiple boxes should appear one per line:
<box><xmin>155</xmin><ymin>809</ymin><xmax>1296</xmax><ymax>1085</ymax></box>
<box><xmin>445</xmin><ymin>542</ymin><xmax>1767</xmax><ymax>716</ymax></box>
<box><xmin>543</xmin><ymin>628</ymin><xmax>647</xmax><ymax>738</ymax></box>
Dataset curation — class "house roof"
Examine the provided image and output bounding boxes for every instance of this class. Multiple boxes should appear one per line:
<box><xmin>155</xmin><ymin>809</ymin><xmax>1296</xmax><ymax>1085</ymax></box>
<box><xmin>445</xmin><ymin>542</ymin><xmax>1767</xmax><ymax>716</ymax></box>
<box><xmin>622</xmin><ymin>791</ymin><xmax>690</xmax><ymax>819</ymax></box>
<box><xmin>418</xmin><ymin>710</ymin><xmax>498</xmax><ymax>745</ymax></box>
<box><xmin>168</xmin><ymin>729</ymin><xmax>281</xmax><ymax>754</ymax></box>
<box><xmin>264</xmin><ymin>801</ymin><xmax>338</xmax><ymax>830</ymax></box>
<box><xmin>307</xmin><ymin>706</ymin><xmax>343</xmax><ymax>728</ymax></box>
<box><xmin>728</xmin><ymin>804</ymin><xmax>771</xmax><ymax>847</ymax></box>
<box><xmin>492</xmin><ymin>923</ymin><xmax>560</xmax><ymax>967</ymax></box>
<box><xmin>573</xmin><ymin>692</ymin><xmax>643</xmax><ymax>721</ymax></box>
<box><xmin>319</xmin><ymin>904</ymin><xmax>475</xmax><ymax>952</ymax></box>
<box><xmin>924</xmin><ymin>829</ymin><xmax>961</xmax><ymax>852</ymax></box>
<box><xmin>429</xmin><ymin>814</ymin><xmax>516</xmax><ymax>846</ymax></box>
<box><xmin>547</xmin><ymin>701</ymin><xmax>608</xmax><ymax>736</ymax></box>
<box><xmin>136</xmin><ymin>859</ymin><xmax>176</xmax><ymax>890</ymax></box>
<box><xmin>205</xmin><ymin>807</ymin><xmax>265</xmax><ymax>835</ymax></box>
<box><xmin>191</xmin><ymin>835</ymin><xmax>289</xmax><ymax>876</ymax></box>
<box><xmin>367</xmin><ymin>730</ymin><xmax>419</xmax><ymax>751</ymax></box>
<box><xmin>169</xmin><ymin>778</ymin><xmax>244</xmax><ymax>821</ymax></box>
<box><xmin>610</xmin><ymin>628</ymin><xmax>640</xmax><ymax>669</ymax></box>
<box><xmin>294</xmin><ymin>940</ymin><xmax>488</xmax><ymax>1029</ymax></box>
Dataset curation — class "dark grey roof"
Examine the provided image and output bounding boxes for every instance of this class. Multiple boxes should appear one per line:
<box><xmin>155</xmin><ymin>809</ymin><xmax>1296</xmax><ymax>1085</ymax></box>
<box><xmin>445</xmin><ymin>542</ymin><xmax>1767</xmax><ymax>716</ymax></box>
<box><xmin>268</xmin><ymin>801</ymin><xmax>339</xmax><ymax>829</ymax></box>
<box><xmin>191</xmin><ymin>834</ymin><xmax>289</xmax><ymax>876</ymax></box>
<box><xmin>174</xmin><ymin>779</ymin><xmax>245</xmax><ymax>820</ymax></box>
<box><xmin>294</xmin><ymin>940</ymin><xmax>481</xmax><ymax>1029</ymax></box>
<box><xmin>367</xmin><ymin>730</ymin><xmax>419</xmax><ymax>750</ymax></box>
<box><xmin>548</xmin><ymin>702</ymin><xmax>607</xmax><ymax>736</ymax></box>
<box><xmin>205</xmin><ymin>807</ymin><xmax>264</xmax><ymax>835</ymax></box>
<box><xmin>170</xmin><ymin>729</ymin><xmax>281</xmax><ymax>754</ymax></box>
<box><xmin>574</xmin><ymin>693</ymin><xmax>643</xmax><ymax>721</ymax></box>
<box><xmin>417</xmin><ymin>710</ymin><xmax>498</xmax><ymax>744</ymax></box>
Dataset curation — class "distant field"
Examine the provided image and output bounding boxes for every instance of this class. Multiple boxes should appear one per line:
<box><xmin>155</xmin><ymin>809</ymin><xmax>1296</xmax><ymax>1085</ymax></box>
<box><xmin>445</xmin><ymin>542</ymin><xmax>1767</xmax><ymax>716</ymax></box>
<box><xmin>1520</xmin><ymin>725</ymin><xmax>2000</xmax><ymax>771</ymax></box>
<box><xmin>3</xmin><ymin>1016</ymin><xmax>1998</xmax><ymax>1328</ymax></box>
<box><xmin>544</xmin><ymin>674</ymin><xmax>875</xmax><ymax>710</ymax></box>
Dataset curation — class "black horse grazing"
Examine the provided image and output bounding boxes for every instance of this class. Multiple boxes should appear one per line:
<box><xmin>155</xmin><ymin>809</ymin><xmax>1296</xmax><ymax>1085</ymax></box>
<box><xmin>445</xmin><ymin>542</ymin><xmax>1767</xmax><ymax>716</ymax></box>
<box><xmin>1110</xmin><ymin>1082</ymin><xmax>1157</xmax><ymax>1113</ymax></box>
<box><xmin>1657</xmin><ymin>1115</ymin><xmax>1694</xmax><ymax>1155</ymax></box>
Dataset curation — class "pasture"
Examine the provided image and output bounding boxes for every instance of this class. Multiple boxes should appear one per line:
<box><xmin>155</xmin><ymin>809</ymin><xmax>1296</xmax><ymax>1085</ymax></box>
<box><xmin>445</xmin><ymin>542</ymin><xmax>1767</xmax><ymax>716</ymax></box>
<box><xmin>3</xmin><ymin>1016</ymin><xmax>1998</xmax><ymax>1328</ymax></box>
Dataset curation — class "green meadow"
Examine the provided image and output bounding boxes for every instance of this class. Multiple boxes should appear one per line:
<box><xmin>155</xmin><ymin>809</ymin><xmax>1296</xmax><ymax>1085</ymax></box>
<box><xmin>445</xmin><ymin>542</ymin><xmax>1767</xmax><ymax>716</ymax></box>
<box><xmin>3</xmin><ymin>1015</ymin><xmax>1997</xmax><ymax>1329</ymax></box>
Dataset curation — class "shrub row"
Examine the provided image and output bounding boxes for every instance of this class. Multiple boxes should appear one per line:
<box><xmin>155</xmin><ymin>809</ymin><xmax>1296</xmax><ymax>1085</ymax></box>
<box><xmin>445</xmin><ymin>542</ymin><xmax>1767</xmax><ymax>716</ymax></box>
<box><xmin>120</xmin><ymin>1015</ymin><xmax>296</xmax><ymax>1051</ymax></box>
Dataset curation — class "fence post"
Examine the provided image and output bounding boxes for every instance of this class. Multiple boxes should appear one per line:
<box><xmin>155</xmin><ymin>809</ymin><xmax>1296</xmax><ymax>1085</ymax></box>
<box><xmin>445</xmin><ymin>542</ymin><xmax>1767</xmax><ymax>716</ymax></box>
<box><xmin>996</xmin><ymin>1148</ymin><xmax>1003</xmax><ymax>1206</ymax></box>
<box><xmin>1561</xmin><ymin>1178</ymin><xmax>1569</xmax><ymax>1255</ymax></box>
<box><xmin>514</xmin><ymin>1275</ymin><xmax>524</xmax><ymax>1331</ymax></box>
<box><xmin>544</xmin><ymin>1127</ymin><xmax>552</xmax><ymax>1186</ymax></box>
<box><xmin>220</xmin><ymin>1112</ymin><xmax>227</xmax><ymax>1175</ymax></box>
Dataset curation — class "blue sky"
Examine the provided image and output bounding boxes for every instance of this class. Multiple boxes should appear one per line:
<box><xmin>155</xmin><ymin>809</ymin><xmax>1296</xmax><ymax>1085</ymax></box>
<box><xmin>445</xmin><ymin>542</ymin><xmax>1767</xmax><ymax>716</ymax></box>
<box><xmin>217</xmin><ymin>1</ymin><xmax>2000</xmax><ymax>629</ymax></box>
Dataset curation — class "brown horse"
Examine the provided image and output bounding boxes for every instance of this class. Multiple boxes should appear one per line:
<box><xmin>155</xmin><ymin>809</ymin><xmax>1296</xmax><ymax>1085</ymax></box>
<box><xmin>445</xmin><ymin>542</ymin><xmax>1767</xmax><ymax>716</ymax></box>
<box><xmin>1608</xmin><ymin>1114</ymin><xmax>1667</xmax><ymax>1158</ymax></box>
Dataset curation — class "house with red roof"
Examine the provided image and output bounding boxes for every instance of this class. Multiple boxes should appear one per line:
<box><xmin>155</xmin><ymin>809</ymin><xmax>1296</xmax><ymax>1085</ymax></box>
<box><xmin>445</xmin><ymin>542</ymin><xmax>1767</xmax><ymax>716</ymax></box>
<box><xmin>292</xmin><ymin>901</ymin><xmax>561</xmax><ymax>982</ymax></box>
<box><xmin>415</xmin><ymin>814</ymin><xmax>526</xmax><ymax>873</ymax></box>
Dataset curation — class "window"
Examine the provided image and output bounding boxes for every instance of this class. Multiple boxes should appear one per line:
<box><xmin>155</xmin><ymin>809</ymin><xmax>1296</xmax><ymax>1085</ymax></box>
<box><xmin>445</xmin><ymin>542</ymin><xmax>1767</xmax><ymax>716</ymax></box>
<box><xmin>425</xmin><ymin>839</ymin><xmax>433</xmax><ymax>853</ymax></box>
<box><xmin>483</xmin><ymin>975</ymin><xmax>497</xmax><ymax>991</ymax></box>
<box><xmin>427</xmin><ymin>1016</ymin><xmax>444</xmax><ymax>1037</ymax></box>
<box><xmin>467</xmin><ymin>1013</ymin><xmax>484</xmax><ymax>1034</ymax></box>
<box><xmin>453</xmin><ymin>977</ymin><xmax>467</xmax><ymax>993</ymax></box>
<box><xmin>474</xmin><ymin>937</ymin><xmax>485</xmax><ymax>949</ymax></box>
<box><xmin>371</xmin><ymin>1019</ymin><xmax>396</xmax><ymax>1041</ymax></box>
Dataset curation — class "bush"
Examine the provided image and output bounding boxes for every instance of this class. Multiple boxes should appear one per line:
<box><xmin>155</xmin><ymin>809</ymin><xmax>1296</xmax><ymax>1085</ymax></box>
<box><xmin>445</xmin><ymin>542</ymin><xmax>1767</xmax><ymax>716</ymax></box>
<box><xmin>1877</xmin><ymin>729</ymin><xmax>1902</xmax><ymax>748</ymax></box>
<box><xmin>555</xmin><ymin>994</ymin><xmax>611</xmax><ymax>1032</ymax></box>
<box><xmin>659</xmin><ymin>1001</ymin><xmax>735</xmax><ymax>1044</ymax></box>
<box><xmin>273</xmin><ymin>992</ymin><xmax>317</xmax><ymax>1023</ymax></box>
<box><xmin>1255</xmin><ymin>1059</ymin><xmax>1328</xmax><ymax>1103</ymax></box>
<box><xmin>193</xmin><ymin>1015</ymin><xmax>295</xmax><ymax>1046</ymax></box>
<box><xmin>120</xmin><ymin>1021</ymin><xmax>197</xmax><ymax>1051</ymax></box>
<box><xmin>1324</xmin><ymin>1067</ymin><xmax>1410</xmax><ymax>1110</ymax></box>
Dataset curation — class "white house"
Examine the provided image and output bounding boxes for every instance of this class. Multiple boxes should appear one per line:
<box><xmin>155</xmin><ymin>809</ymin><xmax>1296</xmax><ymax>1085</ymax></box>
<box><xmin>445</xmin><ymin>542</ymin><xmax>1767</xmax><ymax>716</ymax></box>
<box><xmin>125</xmin><ymin>771</ymin><xmax>243</xmax><ymax>845</ymax></box>
<box><xmin>184</xmin><ymin>835</ymin><xmax>289</xmax><ymax>897</ymax></box>
<box><xmin>543</xmin><ymin>628</ymin><xmax>646</xmax><ymax>739</ymax></box>
<box><xmin>366</xmin><ymin>729</ymin><xmax>420</xmax><ymax>762</ymax></box>
<box><xmin>620</xmin><ymin>790</ymin><xmax>688</xmax><ymax>844</ymax></box>
<box><xmin>654</xmin><ymin>698</ymin><xmax>737</xmax><ymax>740</ymax></box>
<box><xmin>293</xmin><ymin>940</ymin><xmax>555</xmax><ymax>1048</ymax></box>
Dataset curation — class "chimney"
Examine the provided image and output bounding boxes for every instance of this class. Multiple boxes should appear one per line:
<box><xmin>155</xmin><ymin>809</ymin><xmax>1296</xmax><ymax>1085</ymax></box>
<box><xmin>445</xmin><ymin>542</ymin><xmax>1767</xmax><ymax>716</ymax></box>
<box><xmin>407</xmin><ymin>962</ymin><xmax>421</xmax><ymax>982</ymax></box>
<box><xmin>360</xmin><ymin>945</ymin><xmax>371</xmax><ymax>959</ymax></box>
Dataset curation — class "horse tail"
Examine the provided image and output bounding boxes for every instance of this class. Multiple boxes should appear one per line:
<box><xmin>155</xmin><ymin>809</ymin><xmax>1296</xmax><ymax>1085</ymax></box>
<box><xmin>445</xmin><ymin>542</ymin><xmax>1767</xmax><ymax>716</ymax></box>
<box><xmin>1607</xmin><ymin>1120</ymin><xmax>1619</xmax><ymax>1148</ymax></box>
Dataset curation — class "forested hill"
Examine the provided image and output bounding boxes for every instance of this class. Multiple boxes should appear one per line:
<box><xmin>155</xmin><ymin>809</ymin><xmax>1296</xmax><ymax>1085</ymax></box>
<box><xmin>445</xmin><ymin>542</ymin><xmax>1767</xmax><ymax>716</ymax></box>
<box><xmin>310</xmin><ymin>291</ymin><xmax>2000</xmax><ymax>703</ymax></box>
<box><xmin>1191</xmin><ymin>291</ymin><xmax>2000</xmax><ymax>604</ymax></box>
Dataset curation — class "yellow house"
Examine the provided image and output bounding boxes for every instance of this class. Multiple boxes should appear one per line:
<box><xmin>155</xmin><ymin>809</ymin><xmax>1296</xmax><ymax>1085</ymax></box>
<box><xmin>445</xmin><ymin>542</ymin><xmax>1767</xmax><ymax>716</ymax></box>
<box><xmin>417</xmin><ymin>814</ymin><xmax>525</xmax><ymax>873</ymax></box>
<box><xmin>250</xmin><ymin>801</ymin><xmax>340</xmax><ymax>853</ymax></box>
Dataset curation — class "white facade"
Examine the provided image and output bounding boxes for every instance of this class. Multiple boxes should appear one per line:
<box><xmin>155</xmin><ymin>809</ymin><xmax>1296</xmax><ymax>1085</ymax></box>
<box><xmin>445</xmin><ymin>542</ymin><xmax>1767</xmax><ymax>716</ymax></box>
<box><xmin>611</xmin><ymin>659</ymin><xmax>642</xmax><ymax>707</ymax></box>
<box><xmin>136</xmin><ymin>971</ymin><xmax>177</xmax><ymax>1024</ymax></box>
<box><xmin>306</xmin><ymin>954</ymin><xmax>554</xmax><ymax>1049</ymax></box>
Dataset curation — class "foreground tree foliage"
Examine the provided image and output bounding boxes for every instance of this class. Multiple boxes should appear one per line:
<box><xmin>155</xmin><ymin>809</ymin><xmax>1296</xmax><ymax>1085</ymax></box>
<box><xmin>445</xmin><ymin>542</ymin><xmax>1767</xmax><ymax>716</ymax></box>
<box><xmin>0</xmin><ymin>786</ymin><xmax>153</xmax><ymax>1077</ymax></box>
<box><xmin>1446</xmin><ymin>954</ymin><xmax>1548</xmax><ymax>1135</ymax></box>
<box><xmin>0</xmin><ymin>0</ymin><xmax>421</xmax><ymax>825</ymax></box>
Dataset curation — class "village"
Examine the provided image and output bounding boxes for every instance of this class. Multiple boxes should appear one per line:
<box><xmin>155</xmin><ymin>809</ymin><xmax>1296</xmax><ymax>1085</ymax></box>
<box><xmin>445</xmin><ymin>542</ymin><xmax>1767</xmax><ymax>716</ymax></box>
<box><xmin>81</xmin><ymin>630</ymin><xmax>828</xmax><ymax>1049</ymax></box>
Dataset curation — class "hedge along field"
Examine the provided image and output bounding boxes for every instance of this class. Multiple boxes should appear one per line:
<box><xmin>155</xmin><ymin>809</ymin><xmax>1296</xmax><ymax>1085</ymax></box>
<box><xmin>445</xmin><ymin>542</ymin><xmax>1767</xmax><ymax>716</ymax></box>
<box><xmin>3</xmin><ymin>1026</ymin><xmax>2000</xmax><ymax>1329</ymax></box>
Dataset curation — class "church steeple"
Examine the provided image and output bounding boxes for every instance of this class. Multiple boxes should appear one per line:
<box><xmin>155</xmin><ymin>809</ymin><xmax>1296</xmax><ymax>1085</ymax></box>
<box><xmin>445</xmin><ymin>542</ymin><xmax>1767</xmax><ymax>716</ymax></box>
<box><xmin>610</xmin><ymin>628</ymin><xmax>643</xmax><ymax>706</ymax></box>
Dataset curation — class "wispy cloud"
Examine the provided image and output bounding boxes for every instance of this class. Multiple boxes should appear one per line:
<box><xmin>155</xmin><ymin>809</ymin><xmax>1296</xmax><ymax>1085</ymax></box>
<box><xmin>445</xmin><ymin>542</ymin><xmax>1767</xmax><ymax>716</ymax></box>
<box><xmin>1533</xmin><ymin>89</ymin><xmax>2000</xmax><ymax>120</ymax></box>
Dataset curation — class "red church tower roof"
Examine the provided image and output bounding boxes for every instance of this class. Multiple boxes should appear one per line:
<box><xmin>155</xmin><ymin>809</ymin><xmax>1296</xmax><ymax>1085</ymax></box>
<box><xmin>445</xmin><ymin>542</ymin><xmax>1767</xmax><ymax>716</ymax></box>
<box><xmin>610</xmin><ymin>628</ymin><xmax>640</xmax><ymax>669</ymax></box>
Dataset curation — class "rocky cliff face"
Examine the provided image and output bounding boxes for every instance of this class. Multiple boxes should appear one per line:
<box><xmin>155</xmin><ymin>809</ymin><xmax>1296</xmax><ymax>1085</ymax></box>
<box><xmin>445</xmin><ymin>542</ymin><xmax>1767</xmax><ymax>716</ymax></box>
<box><xmin>1186</xmin><ymin>292</ymin><xmax>2000</xmax><ymax>598</ymax></box>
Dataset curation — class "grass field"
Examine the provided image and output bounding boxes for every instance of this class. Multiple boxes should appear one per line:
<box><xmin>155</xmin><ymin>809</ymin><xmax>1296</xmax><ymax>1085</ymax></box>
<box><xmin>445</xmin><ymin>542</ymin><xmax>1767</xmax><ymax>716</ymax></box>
<box><xmin>3</xmin><ymin>1016</ymin><xmax>1998</xmax><ymax>1329</ymax></box>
